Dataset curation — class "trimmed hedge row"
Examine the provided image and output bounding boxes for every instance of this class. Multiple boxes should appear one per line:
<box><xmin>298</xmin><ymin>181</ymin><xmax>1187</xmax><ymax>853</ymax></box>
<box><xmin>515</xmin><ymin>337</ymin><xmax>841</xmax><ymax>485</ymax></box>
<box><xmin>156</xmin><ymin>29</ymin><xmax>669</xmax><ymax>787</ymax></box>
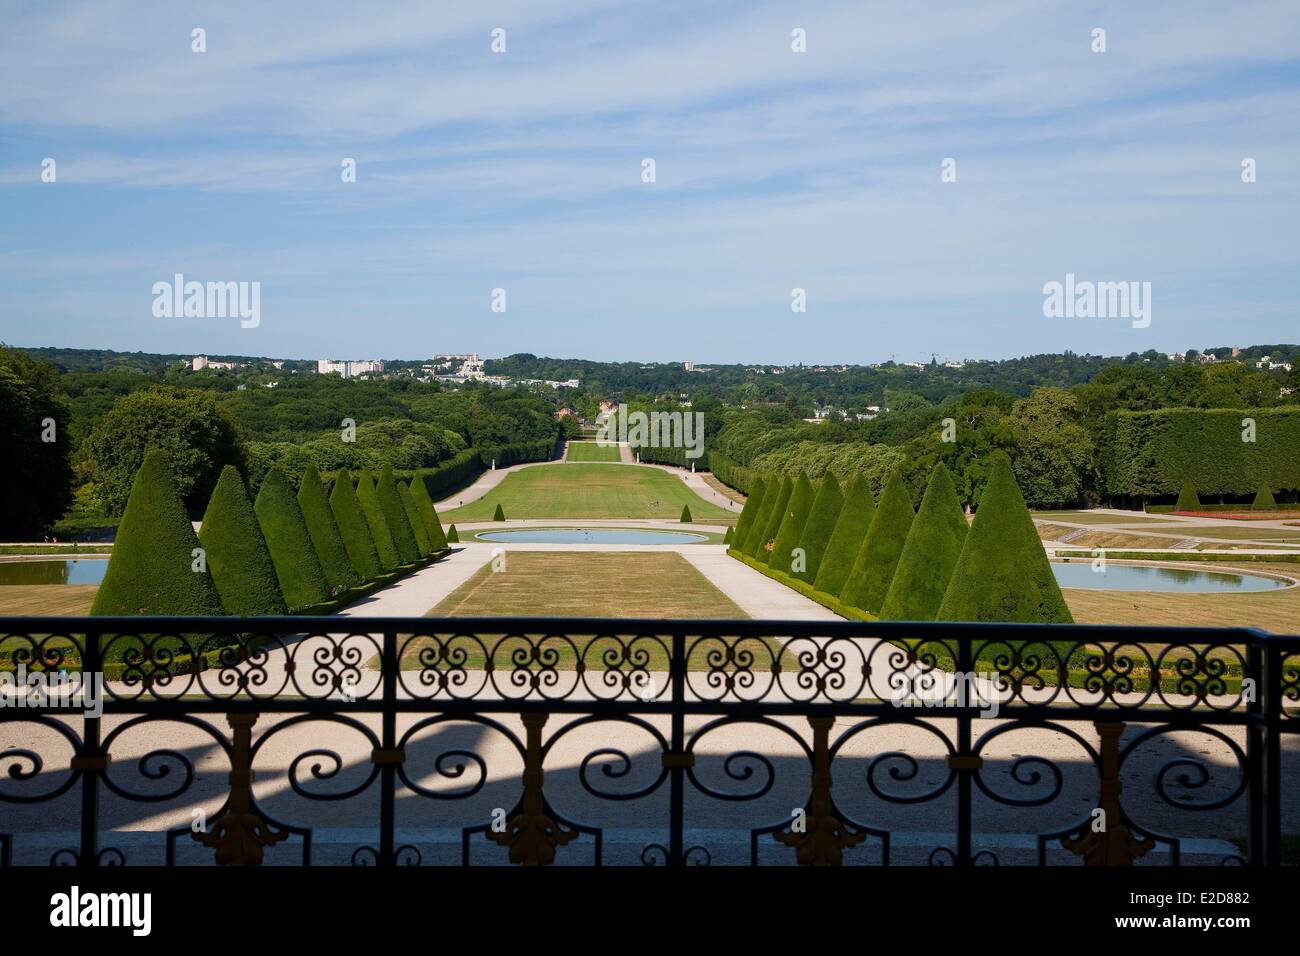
<box><xmin>707</xmin><ymin>452</ymin><xmax>754</xmax><ymax>495</ymax></box>
<box><xmin>1101</xmin><ymin>407</ymin><xmax>1300</xmax><ymax>500</ymax></box>
<box><xmin>732</xmin><ymin>458</ymin><xmax>1072</xmax><ymax>625</ymax></box>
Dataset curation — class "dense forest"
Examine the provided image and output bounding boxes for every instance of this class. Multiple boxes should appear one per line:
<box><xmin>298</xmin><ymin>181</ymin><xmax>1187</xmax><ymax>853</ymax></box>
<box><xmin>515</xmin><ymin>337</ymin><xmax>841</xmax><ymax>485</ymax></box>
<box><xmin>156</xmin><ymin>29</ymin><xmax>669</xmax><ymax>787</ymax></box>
<box><xmin>2</xmin><ymin>343</ymin><xmax>1297</xmax><ymax>538</ymax></box>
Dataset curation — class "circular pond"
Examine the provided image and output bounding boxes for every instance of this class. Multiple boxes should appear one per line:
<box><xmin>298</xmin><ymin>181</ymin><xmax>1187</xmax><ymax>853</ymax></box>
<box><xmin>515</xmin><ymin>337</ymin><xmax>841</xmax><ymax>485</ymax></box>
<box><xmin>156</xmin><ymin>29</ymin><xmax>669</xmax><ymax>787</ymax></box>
<box><xmin>476</xmin><ymin>528</ymin><xmax>710</xmax><ymax>545</ymax></box>
<box><xmin>1051</xmin><ymin>562</ymin><xmax>1290</xmax><ymax>593</ymax></box>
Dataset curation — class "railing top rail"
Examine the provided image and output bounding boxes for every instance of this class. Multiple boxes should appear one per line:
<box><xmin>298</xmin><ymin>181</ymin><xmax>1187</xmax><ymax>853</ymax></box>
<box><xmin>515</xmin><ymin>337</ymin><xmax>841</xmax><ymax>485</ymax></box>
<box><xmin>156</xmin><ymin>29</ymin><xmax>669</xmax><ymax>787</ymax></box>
<box><xmin>0</xmin><ymin>615</ymin><xmax>1283</xmax><ymax>643</ymax></box>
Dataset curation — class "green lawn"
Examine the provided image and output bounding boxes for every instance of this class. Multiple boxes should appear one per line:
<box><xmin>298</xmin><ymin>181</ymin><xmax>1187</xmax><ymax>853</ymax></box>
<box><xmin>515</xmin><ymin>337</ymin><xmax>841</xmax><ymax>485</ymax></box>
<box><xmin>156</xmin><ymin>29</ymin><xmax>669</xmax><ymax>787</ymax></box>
<box><xmin>565</xmin><ymin>441</ymin><xmax>621</xmax><ymax>462</ymax></box>
<box><xmin>428</xmin><ymin>551</ymin><xmax>746</xmax><ymax>618</ymax></box>
<box><xmin>438</xmin><ymin>463</ymin><xmax>731</xmax><ymax>521</ymax></box>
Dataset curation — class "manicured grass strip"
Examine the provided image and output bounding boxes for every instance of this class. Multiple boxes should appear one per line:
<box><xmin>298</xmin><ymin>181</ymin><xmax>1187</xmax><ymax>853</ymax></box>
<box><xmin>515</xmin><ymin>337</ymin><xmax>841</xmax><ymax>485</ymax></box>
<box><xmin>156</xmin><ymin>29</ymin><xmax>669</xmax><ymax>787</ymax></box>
<box><xmin>0</xmin><ymin>584</ymin><xmax>97</xmax><ymax>616</ymax></box>
<box><xmin>565</xmin><ymin>441</ymin><xmax>621</xmax><ymax>462</ymax></box>
<box><xmin>438</xmin><ymin>463</ymin><xmax>731</xmax><ymax>521</ymax></box>
<box><xmin>427</xmin><ymin>551</ymin><xmax>748</xmax><ymax>618</ymax></box>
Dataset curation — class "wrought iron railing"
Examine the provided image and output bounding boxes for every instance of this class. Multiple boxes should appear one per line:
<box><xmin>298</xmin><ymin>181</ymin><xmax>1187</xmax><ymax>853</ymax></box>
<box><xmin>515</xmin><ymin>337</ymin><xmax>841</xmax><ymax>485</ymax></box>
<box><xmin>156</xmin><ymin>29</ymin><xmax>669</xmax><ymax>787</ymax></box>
<box><xmin>1</xmin><ymin>616</ymin><xmax>1296</xmax><ymax>867</ymax></box>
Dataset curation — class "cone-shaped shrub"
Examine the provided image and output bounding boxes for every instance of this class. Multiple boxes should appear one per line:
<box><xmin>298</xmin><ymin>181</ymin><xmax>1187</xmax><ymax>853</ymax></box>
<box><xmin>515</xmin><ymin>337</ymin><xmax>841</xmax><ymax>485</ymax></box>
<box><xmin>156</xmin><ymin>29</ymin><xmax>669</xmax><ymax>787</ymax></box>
<box><xmin>795</xmin><ymin>474</ymin><xmax>843</xmax><ymax>583</ymax></box>
<box><xmin>769</xmin><ymin>473</ymin><xmax>815</xmax><ymax>576</ymax></box>
<box><xmin>255</xmin><ymin>467</ymin><xmax>330</xmax><ymax>611</ymax></box>
<box><xmin>199</xmin><ymin>465</ymin><xmax>287</xmax><ymax>616</ymax></box>
<box><xmin>376</xmin><ymin>465</ymin><xmax>421</xmax><ymax>564</ymax></box>
<box><xmin>722</xmin><ymin>526</ymin><xmax>733</xmax><ymax>544</ymax></box>
<box><xmin>447</xmin><ymin>524</ymin><xmax>460</xmax><ymax>543</ymax></box>
<box><xmin>355</xmin><ymin>470</ymin><xmax>400</xmax><ymax>571</ymax></box>
<box><xmin>398</xmin><ymin>481</ymin><xmax>433</xmax><ymax>555</ymax></box>
<box><xmin>407</xmin><ymin>478</ymin><xmax>449</xmax><ymax>552</ymax></box>
<box><xmin>740</xmin><ymin>475</ymin><xmax>782</xmax><ymax>555</ymax></box>
<box><xmin>298</xmin><ymin>464</ymin><xmax>361</xmax><ymax>591</ymax></box>
<box><xmin>91</xmin><ymin>450</ymin><xmax>225</xmax><ymax>617</ymax></box>
<box><xmin>879</xmin><ymin>463</ymin><xmax>967</xmax><ymax>621</ymax></box>
<box><xmin>937</xmin><ymin>456</ymin><xmax>1072</xmax><ymax>624</ymax></box>
<box><xmin>751</xmin><ymin>477</ymin><xmax>793</xmax><ymax>563</ymax></box>
<box><xmin>680</xmin><ymin>505</ymin><xmax>693</xmax><ymax>523</ymax></box>
<box><xmin>731</xmin><ymin>477</ymin><xmax>767</xmax><ymax>551</ymax></box>
<box><xmin>840</xmin><ymin>470</ymin><xmax>914</xmax><ymax>614</ymax></box>
<box><xmin>812</xmin><ymin>476</ymin><xmax>875</xmax><ymax>596</ymax></box>
<box><xmin>1252</xmin><ymin>482</ymin><xmax>1276</xmax><ymax>510</ymax></box>
<box><xmin>493</xmin><ymin>503</ymin><xmax>506</xmax><ymax>521</ymax></box>
<box><xmin>1175</xmin><ymin>479</ymin><xmax>1201</xmax><ymax>511</ymax></box>
<box><xmin>329</xmin><ymin>471</ymin><xmax>381</xmax><ymax>580</ymax></box>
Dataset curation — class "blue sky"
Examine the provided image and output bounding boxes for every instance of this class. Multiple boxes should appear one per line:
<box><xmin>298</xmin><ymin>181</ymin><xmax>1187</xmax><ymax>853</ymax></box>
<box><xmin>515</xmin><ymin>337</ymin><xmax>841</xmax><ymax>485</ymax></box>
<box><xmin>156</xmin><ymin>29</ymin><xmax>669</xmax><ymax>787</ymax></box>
<box><xmin>1</xmin><ymin>0</ymin><xmax>1297</xmax><ymax>364</ymax></box>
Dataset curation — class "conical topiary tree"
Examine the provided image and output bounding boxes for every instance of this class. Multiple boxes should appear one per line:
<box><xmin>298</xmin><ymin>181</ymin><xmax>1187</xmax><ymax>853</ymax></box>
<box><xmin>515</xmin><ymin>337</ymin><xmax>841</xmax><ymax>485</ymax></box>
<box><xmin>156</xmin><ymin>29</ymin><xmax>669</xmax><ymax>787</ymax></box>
<box><xmin>1175</xmin><ymin>479</ymin><xmax>1201</xmax><ymax>511</ymax></box>
<box><xmin>329</xmin><ymin>471</ymin><xmax>381</xmax><ymax>580</ymax></box>
<box><xmin>795</xmin><ymin>474</ymin><xmax>843</xmax><ymax>583</ymax></box>
<box><xmin>680</xmin><ymin>505</ymin><xmax>693</xmax><ymax>523</ymax></box>
<box><xmin>91</xmin><ymin>449</ymin><xmax>225</xmax><ymax>617</ymax></box>
<box><xmin>407</xmin><ymin>477</ymin><xmax>449</xmax><ymax>552</ymax></box>
<box><xmin>376</xmin><ymin>465</ymin><xmax>421</xmax><ymax>564</ymax></box>
<box><xmin>937</xmin><ymin>455</ymin><xmax>1072</xmax><ymax>624</ymax></box>
<box><xmin>879</xmin><ymin>463</ymin><xmax>968</xmax><ymax>621</ymax></box>
<box><xmin>840</xmin><ymin>470</ymin><xmax>915</xmax><ymax>614</ymax></box>
<box><xmin>812</xmin><ymin>476</ymin><xmax>875</xmax><ymax>597</ymax></box>
<box><xmin>355</xmin><ymin>470</ymin><xmax>400</xmax><ymax>571</ymax></box>
<box><xmin>730</xmin><ymin>477</ymin><xmax>767</xmax><ymax>553</ymax></box>
<box><xmin>447</xmin><ymin>524</ymin><xmax>460</xmax><ymax>543</ymax></box>
<box><xmin>750</xmin><ymin>476</ymin><xmax>793</xmax><ymax>562</ymax></box>
<box><xmin>1252</xmin><ymin>482</ymin><xmax>1276</xmax><ymax>511</ymax></box>
<box><xmin>397</xmin><ymin>481</ymin><xmax>433</xmax><ymax>555</ymax></box>
<box><xmin>769</xmin><ymin>473</ymin><xmax>815</xmax><ymax>575</ymax></box>
<box><xmin>722</xmin><ymin>525</ymin><xmax>733</xmax><ymax>544</ymax></box>
<box><xmin>254</xmin><ymin>467</ymin><xmax>330</xmax><ymax>611</ymax></box>
<box><xmin>298</xmin><ymin>464</ymin><xmax>361</xmax><ymax>592</ymax></box>
<box><xmin>199</xmin><ymin>465</ymin><xmax>287</xmax><ymax>616</ymax></box>
<box><xmin>493</xmin><ymin>503</ymin><xmax>506</xmax><ymax>521</ymax></box>
<box><xmin>739</xmin><ymin>475</ymin><xmax>782</xmax><ymax>555</ymax></box>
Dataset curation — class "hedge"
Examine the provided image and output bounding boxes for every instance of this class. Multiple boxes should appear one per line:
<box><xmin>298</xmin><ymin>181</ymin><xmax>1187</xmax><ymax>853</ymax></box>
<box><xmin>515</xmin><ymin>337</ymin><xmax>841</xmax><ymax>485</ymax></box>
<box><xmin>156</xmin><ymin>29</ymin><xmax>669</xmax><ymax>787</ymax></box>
<box><xmin>768</xmin><ymin>473</ymin><xmax>815</xmax><ymax>577</ymax></box>
<box><xmin>938</xmin><ymin>456</ymin><xmax>1072</xmax><ymax>624</ymax></box>
<box><xmin>1175</xmin><ymin>479</ymin><xmax>1201</xmax><ymax>511</ymax></box>
<box><xmin>402</xmin><ymin>449</ymin><xmax>483</xmax><ymax>502</ymax></box>
<box><xmin>407</xmin><ymin>478</ymin><xmax>449</xmax><ymax>551</ymax></box>
<box><xmin>722</xmin><ymin>526</ymin><xmax>733</xmax><ymax>544</ymax></box>
<box><xmin>680</xmin><ymin>505</ymin><xmax>693</xmax><ymax>523</ymax></box>
<box><xmin>811</xmin><ymin>476</ymin><xmax>875</xmax><ymax>597</ymax></box>
<box><xmin>376</xmin><ymin>465</ymin><xmax>422</xmax><ymax>564</ymax></box>
<box><xmin>329</xmin><ymin>470</ymin><xmax>381</xmax><ymax>580</ymax></box>
<box><xmin>879</xmin><ymin>463</ymin><xmax>967</xmax><ymax>621</ymax></box>
<box><xmin>298</xmin><ymin>464</ymin><xmax>362</xmax><ymax>591</ymax></box>
<box><xmin>397</xmin><ymin>481</ymin><xmax>433</xmax><ymax>555</ymax></box>
<box><xmin>493</xmin><ymin>503</ymin><xmax>506</xmax><ymax>521</ymax></box>
<box><xmin>1253</xmin><ymin>483</ymin><xmax>1277</xmax><ymax>510</ymax></box>
<box><xmin>797</xmin><ymin>473</ymin><xmax>843</xmax><ymax>584</ymax></box>
<box><xmin>199</xmin><ymin>465</ymin><xmax>287</xmax><ymax>616</ymax></box>
<box><xmin>355</xmin><ymin>470</ymin><xmax>401</xmax><ymax>571</ymax></box>
<box><xmin>1101</xmin><ymin>407</ymin><xmax>1300</xmax><ymax>500</ymax></box>
<box><xmin>447</xmin><ymin>524</ymin><xmax>460</xmax><ymax>543</ymax></box>
<box><xmin>739</xmin><ymin>476</ymin><xmax>781</xmax><ymax>555</ymax></box>
<box><xmin>732</xmin><ymin>476</ymin><xmax>767</xmax><ymax>548</ymax></box>
<box><xmin>91</xmin><ymin>450</ymin><xmax>225</xmax><ymax>617</ymax></box>
<box><xmin>254</xmin><ymin>467</ymin><xmax>330</xmax><ymax>611</ymax></box>
<box><xmin>840</xmin><ymin>470</ymin><xmax>914</xmax><ymax>614</ymax></box>
<box><xmin>708</xmin><ymin>452</ymin><xmax>754</xmax><ymax>495</ymax></box>
<box><xmin>751</xmin><ymin>477</ymin><xmax>793</xmax><ymax>563</ymax></box>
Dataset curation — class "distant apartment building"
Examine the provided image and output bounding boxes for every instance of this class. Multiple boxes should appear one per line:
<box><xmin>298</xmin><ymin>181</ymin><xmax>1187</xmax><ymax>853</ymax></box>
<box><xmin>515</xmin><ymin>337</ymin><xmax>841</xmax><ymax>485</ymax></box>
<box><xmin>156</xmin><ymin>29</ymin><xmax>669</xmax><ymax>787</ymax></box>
<box><xmin>192</xmin><ymin>356</ymin><xmax>238</xmax><ymax>371</ymax></box>
<box><xmin>317</xmin><ymin>359</ymin><xmax>385</xmax><ymax>378</ymax></box>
